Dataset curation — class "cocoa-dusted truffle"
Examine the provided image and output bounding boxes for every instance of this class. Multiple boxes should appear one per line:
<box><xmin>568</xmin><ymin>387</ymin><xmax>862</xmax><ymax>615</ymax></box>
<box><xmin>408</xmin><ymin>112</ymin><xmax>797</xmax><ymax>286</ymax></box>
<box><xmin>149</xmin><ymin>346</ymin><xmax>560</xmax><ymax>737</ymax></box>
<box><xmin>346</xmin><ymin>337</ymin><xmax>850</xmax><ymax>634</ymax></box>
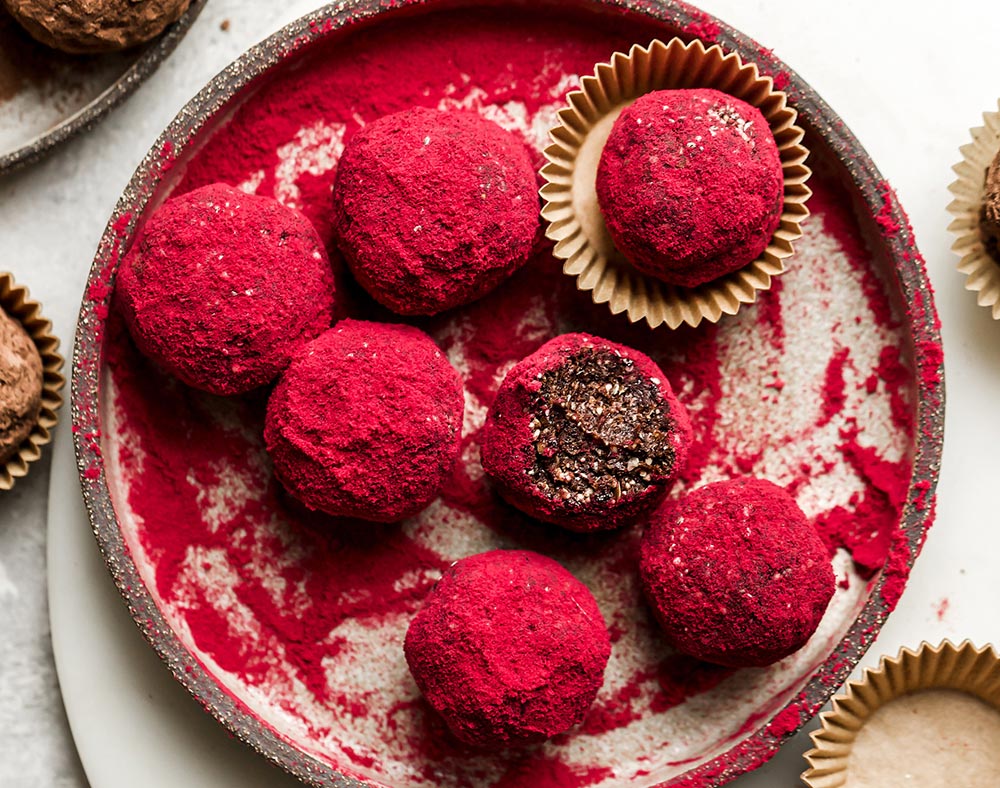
<box><xmin>2</xmin><ymin>0</ymin><xmax>192</xmax><ymax>54</ymax></box>
<box><xmin>332</xmin><ymin>107</ymin><xmax>540</xmax><ymax>315</ymax></box>
<box><xmin>480</xmin><ymin>333</ymin><xmax>691</xmax><ymax>532</ymax></box>
<box><xmin>596</xmin><ymin>88</ymin><xmax>784</xmax><ymax>288</ymax></box>
<box><xmin>639</xmin><ymin>477</ymin><xmax>835</xmax><ymax>668</ymax></box>
<box><xmin>404</xmin><ymin>550</ymin><xmax>611</xmax><ymax>749</ymax></box>
<box><xmin>980</xmin><ymin>148</ymin><xmax>1000</xmax><ymax>264</ymax></box>
<box><xmin>264</xmin><ymin>319</ymin><xmax>464</xmax><ymax>522</ymax></box>
<box><xmin>117</xmin><ymin>183</ymin><xmax>337</xmax><ymax>396</ymax></box>
<box><xmin>0</xmin><ymin>307</ymin><xmax>42</xmax><ymax>463</ymax></box>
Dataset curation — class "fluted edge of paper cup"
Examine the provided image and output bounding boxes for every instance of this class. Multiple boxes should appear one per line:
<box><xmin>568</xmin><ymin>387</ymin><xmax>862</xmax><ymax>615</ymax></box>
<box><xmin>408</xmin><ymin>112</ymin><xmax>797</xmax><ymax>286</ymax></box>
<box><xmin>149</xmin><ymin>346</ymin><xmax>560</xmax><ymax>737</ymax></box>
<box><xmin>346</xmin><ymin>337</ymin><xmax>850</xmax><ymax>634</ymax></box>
<box><xmin>802</xmin><ymin>640</ymin><xmax>1000</xmax><ymax>788</ymax></box>
<box><xmin>0</xmin><ymin>272</ymin><xmax>64</xmax><ymax>491</ymax></box>
<box><xmin>540</xmin><ymin>37</ymin><xmax>811</xmax><ymax>330</ymax></box>
<box><xmin>947</xmin><ymin>100</ymin><xmax>1000</xmax><ymax>318</ymax></box>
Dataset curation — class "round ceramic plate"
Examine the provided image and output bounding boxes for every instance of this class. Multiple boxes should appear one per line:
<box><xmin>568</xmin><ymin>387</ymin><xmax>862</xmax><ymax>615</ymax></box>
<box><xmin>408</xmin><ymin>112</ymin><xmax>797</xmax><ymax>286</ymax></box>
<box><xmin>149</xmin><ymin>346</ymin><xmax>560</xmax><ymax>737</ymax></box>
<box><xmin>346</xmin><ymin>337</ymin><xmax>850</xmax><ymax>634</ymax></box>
<box><xmin>71</xmin><ymin>1</ymin><xmax>944</xmax><ymax>787</ymax></box>
<box><xmin>0</xmin><ymin>0</ymin><xmax>206</xmax><ymax>175</ymax></box>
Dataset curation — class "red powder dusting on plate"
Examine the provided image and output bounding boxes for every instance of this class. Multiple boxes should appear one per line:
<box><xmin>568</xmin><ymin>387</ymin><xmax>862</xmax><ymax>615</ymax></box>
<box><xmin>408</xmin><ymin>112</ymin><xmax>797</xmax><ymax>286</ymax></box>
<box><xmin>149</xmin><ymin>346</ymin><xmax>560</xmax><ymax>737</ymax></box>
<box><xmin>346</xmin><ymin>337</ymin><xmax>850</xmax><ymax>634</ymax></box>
<box><xmin>934</xmin><ymin>597</ymin><xmax>950</xmax><ymax>622</ymax></box>
<box><xmin>819</xmin><ymin>347</ymin><xmax>850</xmax><ymax>426</ymax></box>
<box><xmin>880</xmin><ymin>528</ymin><xmax>915</xmax><ymax>610</ymax></box>
<box><xmin>875</xmin><ymin>181</ymin><xmax>902</xmax><ymax>236</ymax></box>
<box><xmin>682</xmin><ymin>10</ymin><xmax>721</xmax><ymax>42</ymax></box>
<box><xmin>491</xmin><ymin>756</ymin><xmax>613</xmax><ymax>788</ymax></box>
<box><xmin>814</xmin><ymin>425</ymin><xmax>910</xmax><ymax>576</ymax></box>
<box><xmin>651</xmin><ymin>654</ymin><xmax>734</xmax><ymax>714</ymax></box>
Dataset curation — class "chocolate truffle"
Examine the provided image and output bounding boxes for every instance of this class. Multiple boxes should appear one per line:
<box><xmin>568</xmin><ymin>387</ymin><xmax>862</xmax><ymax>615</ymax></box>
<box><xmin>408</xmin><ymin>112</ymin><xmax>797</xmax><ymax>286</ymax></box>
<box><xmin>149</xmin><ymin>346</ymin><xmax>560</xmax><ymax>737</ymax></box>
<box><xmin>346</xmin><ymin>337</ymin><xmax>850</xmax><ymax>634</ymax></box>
<box><xmin>0</xmin><ymin>307</ymin><xmax>43</xmax><ymax>463</ymax></box>
<box><xmin>264</xmin><ymin>319</ymin><xmax>464</xmax><ymax>522</ymax></box>
<box><xmin>117</xmin><ymin>183</ymin><xmax>337</xmax><ymax>397</ymax></box>
<box><xmin>596</xmin><ymin>88</ymin><xmax>784</xmax><ymax>288</ymax></box>
<box><xmin>480</xmin><ymin>333</ymin><xmax>691</xmax><ymax>532</ymax></box>
<box><xmin>332</xmin><ymin>107</ymin><xmax>540</xmax><ymax>315</ymax></box>
<box><xmin>639</xmin><ymin>477</ymin><xmax>835</xmax><ymax>668</ymax></box>
<box><xmin>980</xmin><ymin>148</ymin><xmax>1000</xmax><ymax>264</ymax></box>
<box><xmin>404</xmin><ymin>550</ymin><xmax>611</xmax><ymax>749</ymax></box>
<box><xmin>3</xmin><ymin>0</ymin><xmax>192</xmax><ymax>54</ymax></box>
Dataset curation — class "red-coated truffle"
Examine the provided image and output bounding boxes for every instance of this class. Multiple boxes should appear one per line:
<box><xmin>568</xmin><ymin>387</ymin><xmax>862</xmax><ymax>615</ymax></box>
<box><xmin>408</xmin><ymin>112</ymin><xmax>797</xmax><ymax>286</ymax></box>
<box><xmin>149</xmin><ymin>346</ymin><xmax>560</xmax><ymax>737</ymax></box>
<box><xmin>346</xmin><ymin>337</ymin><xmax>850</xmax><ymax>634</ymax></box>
<box><xmin>117</xmin><ymin>183</ymin><xmax>336</xmax><ymax>396</ymax></box>
<box><xmin>596</xmin><ymin>88</ymin><xmax>784</xmax><ymax>288</ymax></box>
<box><xmin>404</xmin><ymin>550</ymin><xmax>611</xmax><ymax>749</ymax></box>
<box><xmin>264</xmin><ymin>319</ymin><xmax>464</xmax><ymax>522</ymax></box>
<box><xmin>480</xmin><ymin>333</ymin><xmax>691</xmax><ymax>532</ymax></box>
<box><xmin>639</xmin><ymin>477</ymin><xmax>836</xmax><ymax>668</ymax></box>
<box><xmin>332</xmin><ymin>107</ymin><xmax>540</xmax><ymax>315</ymax></box>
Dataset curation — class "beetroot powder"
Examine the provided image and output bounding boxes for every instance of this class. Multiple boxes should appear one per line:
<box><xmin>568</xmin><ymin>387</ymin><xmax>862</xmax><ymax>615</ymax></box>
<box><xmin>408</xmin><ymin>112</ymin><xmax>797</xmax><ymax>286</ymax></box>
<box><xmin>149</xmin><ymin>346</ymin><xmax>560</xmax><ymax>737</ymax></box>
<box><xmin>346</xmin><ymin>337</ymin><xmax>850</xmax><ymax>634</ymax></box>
<box><xmin>332</xmin><ymin>108</ymin><xmax>540</xmax><ymax>315</ymax></box>
<box><xmin>480</xmin><ymin>333</ymin><xmax>692</xmax><ymax>532</ymax></box>
<box><xmin>404</xmin><ymin>550</ymin><xmax>611</xmax><ymax>749</ymax></box>
<box><xmin>116</xmin><ymin>182</ymin><xmax>336</xmax><ymax>395</ymax></box>
<box><xmin>596</xmin><ymin>89</ymin><xmax>784</xmax><ymax>287</ymax></box>
<box><xmin>639</xmin><ymin>478</ymin><xmax>836</xmax><ymax>668</ymax></box>
<box><xmin>264</xmin><ymin>319</ymin><xmax>464</xmax><ymax>522</ymax></box>
<box><xmin>97</xmin><ymin>8</ymin><xmax>930</xmax><ymax>787</ymax></box>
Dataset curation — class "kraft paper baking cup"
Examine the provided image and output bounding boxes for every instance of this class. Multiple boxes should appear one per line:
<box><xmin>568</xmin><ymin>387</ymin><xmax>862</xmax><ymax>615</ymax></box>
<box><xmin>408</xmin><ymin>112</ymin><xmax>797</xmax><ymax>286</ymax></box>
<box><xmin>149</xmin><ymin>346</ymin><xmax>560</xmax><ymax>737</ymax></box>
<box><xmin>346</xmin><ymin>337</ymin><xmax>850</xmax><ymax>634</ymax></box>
<box><xmin>0</xmin><ymin>272</ymin><xmax>63</xmax><ymax>490</ymax></box>
<box><xmin>802</xmin><ymin>640</ymin><xmax>1000</xmax><ymax>787</ymax></box>
<box><xmin>948</xmin><ymin>100</ymin><xmax>1000</xmax><ymax>318</ymax></box>
<box><xmin>540</xmin><ymin>38</ymin><xmax>811</xmax><ymax>330</ymax></box>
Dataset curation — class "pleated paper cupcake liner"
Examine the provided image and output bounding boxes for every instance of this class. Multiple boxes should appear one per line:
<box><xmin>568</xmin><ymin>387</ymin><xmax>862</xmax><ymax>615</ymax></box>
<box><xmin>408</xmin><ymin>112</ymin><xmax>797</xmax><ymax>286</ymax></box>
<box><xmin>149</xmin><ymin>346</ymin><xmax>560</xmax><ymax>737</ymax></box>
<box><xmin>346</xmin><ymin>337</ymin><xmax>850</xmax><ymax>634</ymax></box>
<box><xmin>540</xmin><ymin>37</ymin><xmax>811</xmax><ymax>330</ymax></box>
<box><xmin>948</xmin><ymin>99</ymin><xmax>1000</xmax><ymax>318</ymax></box>
<box><xmin>803</xmin><ymin>640</ymin><xmax>1000</xmax><ymax>787</ymax></box>
<box><xmin>0</xmin><ymin>272</ymin><xmax>64</xmax><ymax>490</ymax></box>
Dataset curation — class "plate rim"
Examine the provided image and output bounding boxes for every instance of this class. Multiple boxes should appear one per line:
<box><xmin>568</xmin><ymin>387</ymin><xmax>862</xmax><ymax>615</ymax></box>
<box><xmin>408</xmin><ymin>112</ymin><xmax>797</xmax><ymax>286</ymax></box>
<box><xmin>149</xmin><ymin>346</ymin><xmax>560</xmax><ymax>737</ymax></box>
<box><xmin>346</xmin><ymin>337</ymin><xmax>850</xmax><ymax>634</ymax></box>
<box><xmin>69</xmin><ymin>1</ymin><xmax>946</xmax><ymax>786</ymax></box>
<box><xmin>0</xmin><ymin>0</ymin><xmax>208</xmax><ymax>176</ymax></box>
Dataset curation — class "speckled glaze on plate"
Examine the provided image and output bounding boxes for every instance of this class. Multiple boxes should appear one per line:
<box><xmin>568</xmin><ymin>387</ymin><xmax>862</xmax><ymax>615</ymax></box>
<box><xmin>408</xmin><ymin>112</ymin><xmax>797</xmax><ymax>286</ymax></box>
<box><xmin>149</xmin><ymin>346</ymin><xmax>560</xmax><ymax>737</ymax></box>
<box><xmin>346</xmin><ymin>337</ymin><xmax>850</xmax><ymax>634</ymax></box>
<box><xmin>0</xmin><ymin>0</ymin><xmax>206</xmax><ymax>175</ymax></box>
<box><xmin>71</xmin><ymin>1</ymin><xmax>944</xmax><ymax>787</ymax></box>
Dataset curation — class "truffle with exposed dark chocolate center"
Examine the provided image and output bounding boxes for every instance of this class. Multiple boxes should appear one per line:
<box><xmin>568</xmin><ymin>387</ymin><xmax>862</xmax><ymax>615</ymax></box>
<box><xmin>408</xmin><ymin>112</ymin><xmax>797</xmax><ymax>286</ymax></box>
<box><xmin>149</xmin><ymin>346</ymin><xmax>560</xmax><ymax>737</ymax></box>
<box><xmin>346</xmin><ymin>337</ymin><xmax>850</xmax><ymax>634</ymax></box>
<box><xmin>480</xmin><ymin>333</ymin><xmax>691</xmax><ymax>532</ymax></box>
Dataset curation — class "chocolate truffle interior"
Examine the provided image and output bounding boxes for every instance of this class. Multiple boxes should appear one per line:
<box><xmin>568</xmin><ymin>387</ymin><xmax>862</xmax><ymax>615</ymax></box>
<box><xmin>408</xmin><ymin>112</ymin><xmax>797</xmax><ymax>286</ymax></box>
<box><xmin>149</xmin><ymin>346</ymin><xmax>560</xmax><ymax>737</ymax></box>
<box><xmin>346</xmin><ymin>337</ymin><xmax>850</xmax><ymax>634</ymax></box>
<box><xmin>526</xmin><ymin>347</ymin><xmax>674</xmax><ymax>505</ymax></box>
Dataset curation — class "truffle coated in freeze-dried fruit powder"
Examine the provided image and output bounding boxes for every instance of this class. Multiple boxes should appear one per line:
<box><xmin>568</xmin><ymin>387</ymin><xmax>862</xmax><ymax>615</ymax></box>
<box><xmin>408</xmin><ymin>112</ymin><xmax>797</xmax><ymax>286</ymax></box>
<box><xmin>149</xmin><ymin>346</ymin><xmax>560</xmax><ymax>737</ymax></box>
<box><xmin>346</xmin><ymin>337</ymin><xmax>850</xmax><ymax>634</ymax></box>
<box><xmin>116</xmin><ymin>182</ymin><xmax>337</xmax><ymax>397</ymax></box>
<box><xmin>480</xmin><ymin>333</ymin><xmax>691</xmax><ymax>532</ymax></box>
<box><xmin>332</xmin><ymin>107</ymin><xmax>540</xmax><ymax>315</ymax></box>
<box><xmin>639</xmin><ymin>477</ymin><xmax>836</xmax><ymax>667</ymax></box>
<box><xmin>596</xmin><ymin>88</ymin><xmax>784</xmax><ymax>288</ymax></box>
<box><xmin>404</xmin><ymin>549</ymin><xmax>611</xmax><ymax>749</ymax></box>
<box><xmin>264</xmin><ymin>319</ymin><xmax>464</xmax><ymax>523</ymax></box>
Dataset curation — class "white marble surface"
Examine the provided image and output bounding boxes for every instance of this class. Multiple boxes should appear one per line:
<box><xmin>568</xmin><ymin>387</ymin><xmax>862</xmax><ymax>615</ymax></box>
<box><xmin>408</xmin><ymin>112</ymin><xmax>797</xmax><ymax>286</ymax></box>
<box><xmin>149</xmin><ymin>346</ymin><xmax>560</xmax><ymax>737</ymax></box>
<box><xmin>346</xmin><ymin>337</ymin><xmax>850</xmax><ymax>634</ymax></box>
<box><xmin>2</xmin><ymin>0</ymin><xmax>1000</xmax><ymax>786</ymax></box>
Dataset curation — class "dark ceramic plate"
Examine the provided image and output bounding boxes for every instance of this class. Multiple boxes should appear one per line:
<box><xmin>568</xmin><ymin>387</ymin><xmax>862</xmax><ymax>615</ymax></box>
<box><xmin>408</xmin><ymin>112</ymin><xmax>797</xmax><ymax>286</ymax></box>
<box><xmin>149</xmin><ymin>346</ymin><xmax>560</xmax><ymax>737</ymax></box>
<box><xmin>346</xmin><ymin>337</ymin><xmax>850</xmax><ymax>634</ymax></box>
<box><xmin>0</xmin><ymin>0</ymin><xmax>206</xmax><ymax>175</ymax></box>
<box><xmin>72</xmin><ymin>1</ymin><xmax>944</xmax><ymax>786</ymax></box>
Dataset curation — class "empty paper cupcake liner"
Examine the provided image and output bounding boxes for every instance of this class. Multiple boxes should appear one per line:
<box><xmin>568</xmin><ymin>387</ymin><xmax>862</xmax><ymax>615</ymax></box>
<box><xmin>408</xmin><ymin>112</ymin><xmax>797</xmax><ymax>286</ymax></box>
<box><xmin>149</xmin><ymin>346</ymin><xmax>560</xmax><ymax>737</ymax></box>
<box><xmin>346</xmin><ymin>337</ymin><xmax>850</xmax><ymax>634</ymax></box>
<box><xmin>802</xmin><ymin>640</ymin><xmax>1000</xmax><ymax>787</ymax></box>
<box><xmin>0</xmin><ymin>272</ymin><xmax>64</xmax><ymax>490</ymax></box>
<box><xmin>948</xmin><ymin>99</ymin><xmax>1000</xmax><ymax>318</ymax></box>
<box><xmin>540</xmin><ymin>37</ymin><xmax>811</xmax><ymax>330</ymax></box>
